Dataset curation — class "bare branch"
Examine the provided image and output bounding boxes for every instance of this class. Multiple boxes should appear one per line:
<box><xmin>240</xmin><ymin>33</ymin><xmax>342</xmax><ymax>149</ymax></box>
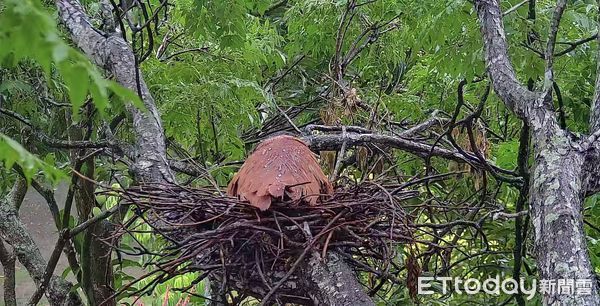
<box><xmin>555</xmin><ymin>32</ymin><xmax>597</xmax><ymax>57</ymax></box>
<box><xmin>398</xmin><ymin>110</ymin><xmax>446</xmax><ymax>137</ymax></box>
<box><xmin>27</xmin><ymin>231</ymin><xmax>68</xmax><ymax>306</ymax></box>
<box><xmin>553</xmin><ymin>82</ymin><xmax>567</xmax><ymax>129</ymax></box>
<box><xmin>0</xmin><ymin>107</ymin><xmax>117</xmax><ymax>149</ymax></box>
<box><xmin>519</xmin><ymin>41</ymin><xmax>545</xmax><ymax>59</ymax></box>
<box><xmin>7</xmin><ymin>176</ymin><xmax>27</xmax><ymax>211</ymax></box>
<box><xmin>502</xmin><ymin>0</ymin><xmax>528</xmax><ymax>16</ymax></box>
<box><xmin>302</xmin><ymin>132</ymin><xmax>520</xmax><ymax>182</ymax></box>
<box><xmin>512</xmin><ymin>121</ymin><xmax>529</xmax><ymax>306</ymax></box>
<box><xmin>160</xmin><ymin>47</ymin><xmax>209</xmax><ymax>61</ymax></box>
<box><xmin>474</xmin><ymin>0</ymin><xmax>537</xmax><ymax>120</ymax></box>
<box><xmin>493</xmin><ymin>210</ymin><xmax>529</xmax><ymax>220</ymax></box>
<box><xmin>520</xmin><ymin>33</ymin><xmax>598</xmax><ymax>59</ymax></box>
<box><xmin>330</xmin><ymin>126</ymin><xmax>348</xmax><ymax>181</ymax></box>
<box><xmin>542</xmin><ymin>0</ymin><xmax>567</xmax><ymax>93</ymax></box>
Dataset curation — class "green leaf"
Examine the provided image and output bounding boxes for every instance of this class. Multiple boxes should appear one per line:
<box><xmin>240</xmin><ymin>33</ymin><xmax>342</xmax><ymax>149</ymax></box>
<box><xmin>493</xmin><ymin>140</ymin><xmax>519</xmax><ymax>170</ymax></box>
<box><xmin>107</xmin><ymin>81</ymin><xmax>146</xmax><ymax>112</ymax></box>
<box><xmin>0</xmin><ymin>133</ymin><xmax>66</xmax><ymax>184</ymax></box>
<box><xmin>61</xmin><ymin>63</ymin><xmax>90</xmax><ymax>118</ymax></box>
<box><xmin>0</xmin><ymin>0</ymin><xmax>139</xmax><ymax>117</ymax></box>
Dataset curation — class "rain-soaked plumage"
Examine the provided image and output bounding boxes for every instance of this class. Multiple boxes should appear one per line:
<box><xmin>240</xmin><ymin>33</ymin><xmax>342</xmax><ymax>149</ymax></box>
<box><xmin>227</xmin><ymin>135</ymin><xmax>334</xmax><ymax>211</ymax></box>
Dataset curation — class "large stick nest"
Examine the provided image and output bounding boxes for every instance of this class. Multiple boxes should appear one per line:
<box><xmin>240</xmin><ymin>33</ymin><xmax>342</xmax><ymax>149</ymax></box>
<box><xmin>111</xmin><ymin>181</ymin><xmax>420</xmax><ymax>303</ymax></box>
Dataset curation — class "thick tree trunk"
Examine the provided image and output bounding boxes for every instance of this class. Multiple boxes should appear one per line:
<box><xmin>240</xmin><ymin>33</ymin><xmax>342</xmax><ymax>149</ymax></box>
<box><xmin>529</xmin><ymin>129</ymin><xmax>599</xmax><ymax>305</ymax></box>
<box><xmin>474</xmin><ymin>0</ymin><xmax>600</xmax><ymax>304</ymax></box>
<box><xmin>300</xmin><ymin>252</ymin><xmax>375</xmax><ymax>306</ymax></box>
<box><xmin>55</xmin><ymin>0</ymin><xmax>174</xmax><ymax>185</ymax></box>
<box><xmin>84</xmin><ymin>221</ymin><xmax>115</xmax><ymax>305</ymax></box>
<box><xmin>211</xmin><ymin>251</ymin><xmax>375</xmax><ymax>305</ymax></box>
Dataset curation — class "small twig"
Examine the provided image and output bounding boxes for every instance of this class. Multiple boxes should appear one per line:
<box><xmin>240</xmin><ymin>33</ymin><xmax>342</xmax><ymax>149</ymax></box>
<box><xmin>27</xmin><ymin>230</ymin><xmax>68</xmax><ymax>305</ymax></box>
<box><xmin>554</xmin><ymin>33</ymin><xmax>598</xmax><ymax>57</ymax></box>
<box><xmin>584</xmin><ymin>219</ymin><xmax>600</xmax><ymax>233</ymax></box>
<box><xmin>321</xmin><ymin>230</ymin><xmax>335</xmax><ymax>259</ymax></box>
<box><xmin>269</xmin><ymin>54</ymin><xmax>306</xmax><ymax>88</ymax></box>
<box><xmin>398</xmin><ymin>110</ymin><xmax>444</xmax><ymax>137</ymax></box>
<box><xmin>502</xmin><ymin>0</ymin><xmax>528</xmax><ymax>16</ymax></box>
<box><xmin>160</xmin><ymin>47</ymin><xmax>210</xmax><ymax>61</ymax></box>
<box><xmin>330</xmin><ymin>126</ymin><xmax>348</xmax><ymax>182</ymax></box>
<box><xmin>273</xmin><ymin>102</ymin><xmax>301</xmax><ymax>134</ymax></box>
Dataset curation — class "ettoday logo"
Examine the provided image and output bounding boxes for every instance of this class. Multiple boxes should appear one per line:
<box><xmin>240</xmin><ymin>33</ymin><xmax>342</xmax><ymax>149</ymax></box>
<box><xmin>418</xmin><ymin>276</ymin><xmax>536</xmax><ymax>300</ymax></box>
<box><xmin>418</xmin><ymin>276</ymin><xmax>593</xmax><ymax>298</ymax></box>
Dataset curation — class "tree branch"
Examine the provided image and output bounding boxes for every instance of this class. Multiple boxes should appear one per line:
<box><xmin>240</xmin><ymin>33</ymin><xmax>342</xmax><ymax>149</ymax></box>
<box><xmin>0</xmin><ymin>240</ymin><xmax>17</xmax><ymax>306</ymax></box>
<box><xmin>55</xmin><ymin>0</ymin><xmax>174</xmax><ymax>184</ymax></box>
<box><xmin>555</xmin><ymin>32</ymin><xmax>597</xmax><ymax>57</ymax></box>
<box><xmin>502</xmin><ymin>0</ymin><xmax>528</xmax><ymax>16</ymax></box>
<box><xmin>54</xmin><ymin>1</ymin><xmax>395</xmax><ymax>304</ymax></box>
<box><xmin>0</xmin><ymin>107</ymin><xmax>117</xmax><ymax>149</ymax></box>
<box><xmin>512</xmin><ymin>121</ymin><xmax>529</xmax><ymax>306</ymax></box>
<box><xmin>302</xmin><ymin>132</ymin><xmax>520</xmax><ymax>183</ymax></box>
<box><xmin>28</xmin><ymin>203</ymin><xmax>120</xmax><ymax>305</ymax></box>
<box><xmin>474</xmin><ymin>0</ymin><xmax>537</xmax><ymax>120</ymax></box>
<box><xmin>553</xmin><ymin>82</ymin><xmax>567</xmax><ymax>129</ymax></box>
<box><xmin>397</xmin><ymin>110</ymin><xmax>446</xmax><ymax>137</ymax></box>
<box><xmin>542</xmin><ymin>0</ymin><xmax>566</xmax><ymax>94</ymax></box>
<box><xmin>0</xmin><ymin>176</ymin><xmax>81</xmax><ymax>305</ymax></box>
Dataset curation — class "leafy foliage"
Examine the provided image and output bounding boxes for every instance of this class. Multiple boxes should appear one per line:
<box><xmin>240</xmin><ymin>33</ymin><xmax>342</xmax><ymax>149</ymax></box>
<box><xmin>1</xmin><ymin>0</ymin><xmax>117</xmax><ymax>117</ymax></box>
<box><xmin>0</xmin><ymin>133</ymin><xmax>65</xmax><ymax>183</ymax></box>
<box><xmin>2</xmin><ymin>0</ymin><xmax>600</xmax><ymax>305</ymax></box>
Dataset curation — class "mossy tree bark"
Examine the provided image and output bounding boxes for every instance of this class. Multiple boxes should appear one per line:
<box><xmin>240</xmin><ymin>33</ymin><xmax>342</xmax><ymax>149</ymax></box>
<box><xmin>475</xmin><ymin>0</ymin><xmax>600</xmax><ymax>304</ymax></box>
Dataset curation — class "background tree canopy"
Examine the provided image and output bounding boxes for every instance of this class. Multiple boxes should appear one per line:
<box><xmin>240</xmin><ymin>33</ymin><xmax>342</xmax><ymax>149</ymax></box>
<box><xmin>1</xmin><ymin>0</ymin><xmax>600</xmax><ymax>305</ymax></box>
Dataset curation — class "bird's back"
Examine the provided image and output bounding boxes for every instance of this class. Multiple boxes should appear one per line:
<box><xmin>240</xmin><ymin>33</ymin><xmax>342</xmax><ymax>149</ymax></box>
<box><xmin>227</xmin><ymin>135</ymin><xmax>333</xmax><ymax>210</ymax></box>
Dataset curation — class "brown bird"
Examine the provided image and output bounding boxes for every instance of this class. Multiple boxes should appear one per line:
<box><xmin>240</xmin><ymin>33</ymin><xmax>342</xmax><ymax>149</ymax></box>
<box><xmin>227</xmin><ymin>135</ymin><xmax>334</xmax><ymax>211</ymax></box>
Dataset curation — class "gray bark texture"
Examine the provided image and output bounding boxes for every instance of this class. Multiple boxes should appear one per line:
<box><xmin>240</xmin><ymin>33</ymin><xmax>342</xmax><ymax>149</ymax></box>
<box><xmin>0</xmin><ymin>178</ymin><xmax>26</xmax><ymax>306</ymax></box>
<box><xmin>302</xmin><ymin>132</ymin><xmax>514</xmax><ymax>177</ymax></box>
<box><xmin>475</xmin><ymin>0</ymin><xmax>600</xmax><ymax>305</ymax></box>
<box><xmin>0</xmin><ymin>178</ymin><xmax>81</xmax><ymax>305</ymax></box>
<box><xmin>300</xmin><ymin>252</ymin><xmax>375</xmax><ymax>306</ymax></box>
<box><xmin>55</xmin><ymin>0</ymin><xmax>374</xmax><ymax>304</ymax></box>
<box><xmin>0</xmin><ymin>241</ymin><xmax>17</xmax><ymax>306</ymax></box>
<box><xmin>55</xmin><ymin>0</ymin><xmax>174</xmax><ymax>185</ymax></box>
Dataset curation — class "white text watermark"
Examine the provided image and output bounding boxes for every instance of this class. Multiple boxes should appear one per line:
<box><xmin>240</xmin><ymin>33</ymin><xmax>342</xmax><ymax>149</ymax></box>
<box><xmin>418</xmin><ymin>276</ymin><xmax>593</xmax><ymax>299</ymax></box>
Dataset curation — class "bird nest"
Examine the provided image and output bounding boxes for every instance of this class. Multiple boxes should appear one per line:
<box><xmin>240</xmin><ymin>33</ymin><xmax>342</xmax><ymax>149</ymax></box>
<box><xmin>110</xmin><ymin>181</ymin><xmax>420</xmax><ymax>303</ymax></box>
